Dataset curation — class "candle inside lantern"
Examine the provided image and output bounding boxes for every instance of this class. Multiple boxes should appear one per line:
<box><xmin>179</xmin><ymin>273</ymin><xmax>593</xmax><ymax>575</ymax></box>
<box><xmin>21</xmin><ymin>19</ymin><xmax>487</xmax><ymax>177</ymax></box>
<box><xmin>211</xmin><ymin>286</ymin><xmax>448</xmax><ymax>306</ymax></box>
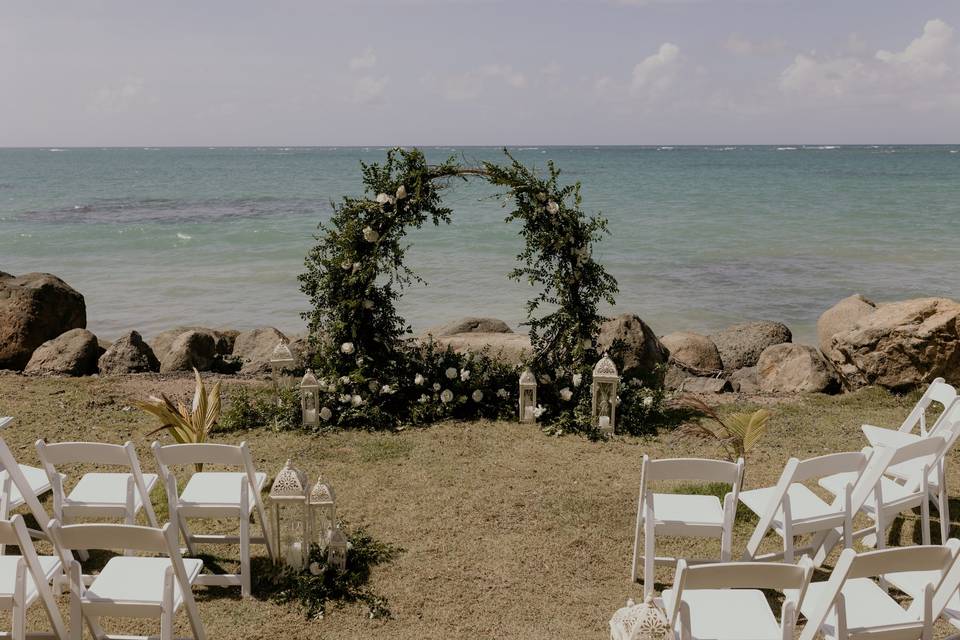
<box><xmin>524</xmin><ymin>406</ymin><xmax>535</xmax><ymax>420</ymax></box>
<box><xmin>286</xmin><ymin>541</ymin><xmax>303</xmax><ymax>568</ymax></box>
<box><xmin>599</xmin><ymin>416</ymin><xmax>611</xmax><ymax>430</ymax></box>
<box><xmin>305</xmin><ymin>408</ymin><xmax>317</xmax><ymax>423</ymax></box>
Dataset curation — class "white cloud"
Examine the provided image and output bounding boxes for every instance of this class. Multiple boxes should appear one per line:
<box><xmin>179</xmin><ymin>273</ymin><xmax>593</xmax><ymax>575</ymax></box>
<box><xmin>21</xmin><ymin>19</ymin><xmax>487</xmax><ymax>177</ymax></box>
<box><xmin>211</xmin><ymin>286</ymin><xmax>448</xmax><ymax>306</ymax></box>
<box><xmin>351</xmin><ymin>75</ymin><xmax>387</xmax><ymax>104</ymax></box>
<box><xmin>438</xmin><ymin>64</ymin><xmax>527</xmax><ymax>101</ymax></box>
<box><xmin>724</xmin><ymin>34</ymin><xmax>786</xmax><ymax>56</ymax></box>
<box><xmin>349</xmin><ymin>47</ymin><xmax>377</xmax><ymax>71</ymax></box>
<box><xmin>89</xmin><ymin>77</ymin><xmax>146</xmax><ymax>114</ymax></box>
<box><xmin>876</xmin><ymin>18</ymin><xmax>953</xmax><ymax>79</ymax></box>
<box><xmin>630</xmin><ymin>42</ymin><xmax>680</xmax><ymax>97</ymax></box>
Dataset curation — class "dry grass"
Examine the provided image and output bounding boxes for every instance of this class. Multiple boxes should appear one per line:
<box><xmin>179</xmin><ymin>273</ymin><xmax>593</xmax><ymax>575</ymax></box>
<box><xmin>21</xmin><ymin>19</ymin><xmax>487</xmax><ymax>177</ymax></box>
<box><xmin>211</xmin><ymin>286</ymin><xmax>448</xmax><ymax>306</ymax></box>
<box><xmin>0</xmin><ymin>372</ymin><xmax>956</xmax><ymax>638</ymax></box>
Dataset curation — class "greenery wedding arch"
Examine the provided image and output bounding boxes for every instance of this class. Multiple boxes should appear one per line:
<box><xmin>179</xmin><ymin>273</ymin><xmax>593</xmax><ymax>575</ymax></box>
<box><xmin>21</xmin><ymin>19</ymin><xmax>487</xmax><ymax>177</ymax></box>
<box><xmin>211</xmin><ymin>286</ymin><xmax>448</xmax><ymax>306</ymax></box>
<box><xmin>295</xmin><ymin>148</ymin><xmax>663</xmax><ymax>434</ymax></box>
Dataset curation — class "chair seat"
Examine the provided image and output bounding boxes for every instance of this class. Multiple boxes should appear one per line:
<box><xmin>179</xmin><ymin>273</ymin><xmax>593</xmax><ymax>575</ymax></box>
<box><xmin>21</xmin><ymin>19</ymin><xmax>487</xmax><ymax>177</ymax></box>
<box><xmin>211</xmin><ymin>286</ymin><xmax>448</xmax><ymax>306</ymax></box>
<box><xmin>85</xmin><ymin>556</ymin><xmax>203</xmax><ymax>609</ymax></box>
<box><xmin>739</xmin><ymin>484</ymin><xmax>839</xmax><ymax>531</ymax></box>
<box><xmin>661</xmin><ymin>588</ymin><xmax>783</xmax><ymax>639</ymax></box>
<box><xmin>861</xmin><ymin>424</ymin><xmax>923</xmax><ymax>448</ymax></box>
<box><xmin>819</xmin><ymin>472</ymin><xmax>920</xmax><ymax>511</ymax></box>
<box><xmin>650</xmin><ymin>493</ymin><xmax>724</xmax><ymax>528</ymax></box>
<box><xmin>885</xmin><ymin>569</ymin><xmax>960</xmax><ymax>627</ymax></box>
<box><xmin>796</xmin><ymin>578</ymin><xmax>918</xmax><ymax>633</ymax></box>
<box><xmin>180</xmin><ymin>472</ymin><xmax>267</xmax><ymax>513</ymax></box>
<box><xmin>65</xmin><ymin>472</ymin><xmax>158</xmax><ymax>511</ymax></box>
<box><xmin>0</xmin><ymin>555</ymin><xmax>61</xmax><ymax>602</ymax></box>
<box><xmin>885</xmin><ymin>457</ymin><xmax>941</xmax><ymax>489</ymax></box>
<box><xmin>0</xmin><ymin>464</ymin><xmax>52</xmax><ymax>508</ymax></box>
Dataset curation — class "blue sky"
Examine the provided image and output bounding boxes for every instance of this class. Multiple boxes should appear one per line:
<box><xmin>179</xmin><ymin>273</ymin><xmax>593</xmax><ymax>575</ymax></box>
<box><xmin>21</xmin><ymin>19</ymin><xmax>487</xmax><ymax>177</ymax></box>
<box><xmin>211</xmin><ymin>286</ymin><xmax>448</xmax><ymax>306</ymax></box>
<box><xmin>2</xmin><ymin>0</ymin><xmax>959</xmax><ymax>145</ymax></box>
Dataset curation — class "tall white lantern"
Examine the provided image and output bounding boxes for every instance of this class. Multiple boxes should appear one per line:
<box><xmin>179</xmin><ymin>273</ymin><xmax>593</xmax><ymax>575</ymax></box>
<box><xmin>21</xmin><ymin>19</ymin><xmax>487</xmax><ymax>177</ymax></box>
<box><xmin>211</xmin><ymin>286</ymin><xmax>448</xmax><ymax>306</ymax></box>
<box><xmin>519</xmin><ymin>368</ymin><xmax>537</xmax><ymax>423</ymax></box>
<box><xmin>327</xmin><ymin>526</ymin><xmax>349</xmax><ymax>572</ymax></box>
<box><xmin>300</xmin><ymin>369</ymin><xmax>320</xmax><ymax>428</ymax></box>
<box><xmin>592</xmin><ymin>353</ymin><xmax>620</xmax><ymax>435</ymax></box>
<box><xmin>308</xmin><ymin>476</ymin><xmax>337</xmax><ymax>549</ymax></box>
<box><xmin>269</xmin><ymin>460</ymin><xmax>308</xmax><ymax>569</ymax></box>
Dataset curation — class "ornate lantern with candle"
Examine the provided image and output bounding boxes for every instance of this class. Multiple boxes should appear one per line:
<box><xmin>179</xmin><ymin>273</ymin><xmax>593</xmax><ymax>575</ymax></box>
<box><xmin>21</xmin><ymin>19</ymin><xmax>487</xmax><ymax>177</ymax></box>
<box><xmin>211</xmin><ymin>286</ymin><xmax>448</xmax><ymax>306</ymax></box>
<box><xmin>592</xmin><ymin>353</ymin><xmax>620</xmax><ymax>435</ymax></box>
<box><xmin>270</xmin><ymin>341</ymin><xmax>296</xmax><ymax>398</ymax></box>
<box><xmin>269</xmin><ymin>460</ymin><xmax>308</xmax><ymax>569</ymax></box>
<box><xmin>300</xmin><ymin>369</ymin><xmax>320</xmax><ymax>428</ymax></box>
<box><xmin>308</xmin><ymin>476</ymin><xmax>337</xmax><ymax>548</ymax></box>
<box><xmin>326</xmin><ymin>526</ymin><xmax>349</xmax><ymax>572</ymax></box>
<box><xmin>518</xmin><ymin>369</ymin><xmax>537</xmax><ymax>423</ymax></box>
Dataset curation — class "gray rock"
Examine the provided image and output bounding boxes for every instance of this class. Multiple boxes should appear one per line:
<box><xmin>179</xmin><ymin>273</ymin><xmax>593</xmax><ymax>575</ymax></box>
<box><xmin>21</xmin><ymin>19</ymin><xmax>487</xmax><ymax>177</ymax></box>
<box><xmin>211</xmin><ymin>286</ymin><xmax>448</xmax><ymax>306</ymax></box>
<box><xmin>680</xmin><ymin>376</ymin><xmax>732</xmax><ymax>394</ymax></box>
<box><xmin>661</xmin><ymin>331</ymin><xmax>723</xmax><ymax>372</ymax></box>
<box><xmin>424</xmin><ymin>317</ymin><xmax>513</xmax><ymax>337</ymax></box>
<box><xmin>150</xmin><ymin>326</ymin><xmax>236</xmax><ymax>363</ymax></box>
<box><xmin>757</xmin><ymin>343</ymin><xmax>839</xmax><ymax>394</ymax></box>
<box><xmin>728</xmin><ymin>366</ymin><xmax>759</xmax><ymax>394</ymax></box>
<box><xmin>159</xmin><ymin>330</ymin><xmax>219</xmax><ymax>373</ymax></box>
<box><xmin>98</xmin><ymin>330</ymin><xmax>160</xmax><ymax>375</ymax></box>
<box><xmin>0</xmin><ymin>272</ymin><xmax>86</xmax><ymax>370</ymax></box>
<box><xmin>232</xmin><ymin>327</ymin><xmax>290</xmax><ymax>374</ymax></box>
<box><xmin>818</xmin><ymin>294</ymin><xmax>877</xmax><ymax>356</ymax></box>
<box><xmin>710</xmin><ymin>321</ymin><xmax>792</xmax><ymax>370</ymax></box>
<box><xmin>424</xmin><ymin>332</ymin><xmax>532</xmax><ymax>365</ymax></box>
<box><xmin>596</xmin><ymin>314</ymin><xmax>669</xmax><ymax>378</ymax></box>
<box><xmin>24</xmin><ymin>328</ymin><xmax>99</xmax><ymax>376</ymax></box>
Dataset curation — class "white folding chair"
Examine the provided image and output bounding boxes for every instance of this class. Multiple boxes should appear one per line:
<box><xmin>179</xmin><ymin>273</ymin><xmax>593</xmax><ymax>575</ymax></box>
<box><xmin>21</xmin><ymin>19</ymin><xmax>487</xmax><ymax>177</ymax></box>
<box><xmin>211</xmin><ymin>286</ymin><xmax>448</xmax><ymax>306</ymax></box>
<box><xmin>819</xmin><ymin>435</ymin><xmax>949</xmax><ymax>550</ymax></box>
<box><xmin>861</xmin><ymin>378</ymin><xmax>957</xmax><ymax>449</ymax></box>
<box><xmin>152</xmin><ymin>441</ymin><xmax>273</xmax><ymax>597</ymax></box>
<box><xmin>659</xmin><ymin>557</ymin><xmax>813</xmax><ymax>640</ymax></box>
<box><xmin>798</xmin><ymin>542</ymin><xmax>960</xmax><ymax>640</ymax></box>
<box><xmin>0</xmin><ymin>419</ymin><xmax>55</xmax><ymax>544</ymax></box>
<box><xmin>630</xmin><ymin>456</ymin><xmax>744</xmax><ymax>598</ymax></box>
<box><xmin>0</xmin><ymin>515</ymin><xmax>68</xmax><ymax>640</ymax></box>
<box><xmin>35</xmin><ymin>440</ymin><xmax>160</xmax><ymax>529</ymax></box>
<box><xmin>50</xmin><ymin>520</ymin><xmax>206</xmax><ymax>640</ymax></box>
<box><xmin>740</xmin><ymin>450</ymin><xmax>873</xmax><ymax>564</ymax></box>
<box><xmin>885</xmin><ymin>539</ymin><xmax>960</xmax><ymax>635</ymax></box>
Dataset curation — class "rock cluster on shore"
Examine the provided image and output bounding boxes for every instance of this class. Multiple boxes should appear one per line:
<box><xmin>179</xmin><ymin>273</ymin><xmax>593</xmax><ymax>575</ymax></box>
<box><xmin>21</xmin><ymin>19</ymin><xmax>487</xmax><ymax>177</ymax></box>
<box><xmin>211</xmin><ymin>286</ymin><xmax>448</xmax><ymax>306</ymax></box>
<box><xmin>2</xmin><ymin>271</ymin><xmax>958</xmax><ymax>395</ymax></box>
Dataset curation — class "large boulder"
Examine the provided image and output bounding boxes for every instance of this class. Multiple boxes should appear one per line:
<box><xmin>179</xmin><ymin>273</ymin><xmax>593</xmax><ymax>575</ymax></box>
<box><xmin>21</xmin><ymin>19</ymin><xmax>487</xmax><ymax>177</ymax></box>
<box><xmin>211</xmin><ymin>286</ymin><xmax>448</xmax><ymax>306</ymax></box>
<box><xmin>423</xmin><ymin>317</ymin><xmax>513</xmax><ymax>337</ymax></box>
<box><xmin>660</xmin><ymin>331</ymin><xmax>723</xmax><ymax>372</ymax></box>
<box><xmin>728</xmin><ymin>366</ymin><xmax>759</xmax><ymax>394</ymax></box>
<box><xmin>596</xmin><ymin>314</ymin><xmax>669</xmax><ymax>378</ymax></box>
<box><xmin>151</xmin><ymin>326</ymin><xmax>237</xmax><ymax>372</ymax></box>
<box><xmin>757</xmin><ymin>343</ymin><xmax>839</xmax><ymax>394</ymax></box>
<box><xmin>710</xmin><ymin>321</ymin><xmax>792</xmax><ymax>371</ymax></box>
<box><xmin>98</xmin><ymin>330</ymin><xmax>160</xmax><ymax>375</ymax></box>
<box><xmin>0</xmin><ymin>272</ymin><xmax>86</xmax><ymax>370</ymax></box>
<box><xmin>158</xmin><ymin>330</ymin><xmax>220</xmax><ymax>373</ymax></box>
<box><xmin>425</xmin><ymin>332</ymin><xmax>532</xmax><ymax>365</ymax></box>
<box><xmin>232</xmin><ymin>327</ymin><xmax>290</xmax><ymax>374</ymax></box>
<box><xmin>24</xmin><ymin>328</ymin><xmax>100</xmax><ymax>376</ymax></box>
<box><xmin>827</xmin><ymin>297</ymin><xmax>960</xmax><ymax>390</ymax></box>
<box><xmin>817</xmin><ymin>294</ymin><xmax>877</xmax><ymax>356</ymax></box>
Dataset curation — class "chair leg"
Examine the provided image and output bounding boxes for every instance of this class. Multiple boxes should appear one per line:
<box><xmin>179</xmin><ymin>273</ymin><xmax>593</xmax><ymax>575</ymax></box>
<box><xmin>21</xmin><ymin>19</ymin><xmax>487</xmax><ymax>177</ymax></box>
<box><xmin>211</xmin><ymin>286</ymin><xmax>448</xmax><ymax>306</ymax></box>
<box><xmin>631</xmin><ymin>501</ymin><xmax>644</xmax><ymax>583</ymax></box>
<box><xmin>643</xmin><ymin>512</ymin><xmax>655</xmax><ymax>600</ymax></box>
<box><xmin>921</xmin><ymin>496</ymin><xmax>931</xmax><ymax>545</ymax></box>
<box><xmin>941</xmin><ymin>488</ymin><xmax>951</xmax><ymax>542</ymax></box>
<box><xmin>240</xmin><ymin>511</ymin><xmax>251</xmax><ymax>598</ymax></box>
<box><xmin>178</xmin><ymin>510</ymin><xmax>196</xmax><ymax>555</ymax></box>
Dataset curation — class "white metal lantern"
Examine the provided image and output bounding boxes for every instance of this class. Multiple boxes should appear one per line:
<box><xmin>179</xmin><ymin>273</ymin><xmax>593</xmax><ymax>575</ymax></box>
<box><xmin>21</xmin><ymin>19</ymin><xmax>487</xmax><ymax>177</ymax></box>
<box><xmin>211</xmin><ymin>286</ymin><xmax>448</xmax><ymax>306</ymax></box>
<box><xmin>308</xmin><ymin>476</ymin><xmax>337</xmax><ymax>549</ymax></box>
<box><xmin>269</xmin><ymin>459</ymin><xmax>308</xmax><ymax>569</ymax></box>
<box><xmin>609</xmin><ymin>597</ymin><xmax>670</xmax><ymax>640</ymax></box>
<box><xmin>326</xmin><ymin>526</ymin><xmax>349</xmax><ymax>572</ymax></box>
<box><xmin>519</xmin><ymin>368</ymin><xmax>538</xmax><ymax>423</ymax></box>
<box><xmin>300</xmin><ymin>369</ymin><xmax>320</xmax><ymax>428</ymax></box>
<box><xmin>592</xmin><ymin>353</ymin><xmax>620</xmax><ymax>435</ymax></box>
<box><xmin>270</xmin><ymin>340</ymin><xmax>296</xmax><ymax>392</ymax></box>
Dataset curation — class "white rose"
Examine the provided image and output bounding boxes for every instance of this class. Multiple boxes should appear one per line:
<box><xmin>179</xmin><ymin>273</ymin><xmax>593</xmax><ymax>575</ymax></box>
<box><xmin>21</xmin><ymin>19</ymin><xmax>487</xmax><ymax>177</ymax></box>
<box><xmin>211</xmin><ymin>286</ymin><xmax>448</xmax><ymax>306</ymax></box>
<box><xmin>643</xmin><ymin>396</ymin><xmax>654</xmax><ymax>408</ymax></box>
<box><xmin>440</xmin><ymin>389</ymin><xmax>454</xmax><ymax>404</ymax></box>
<box><xmin>418</xmin><ymin>394</ymin><xmax>429</xmax><ymax>403</ymax></box>
<box><xmin>380</xmin><ymin>384</ymin><xmax>393</xmax><ymax>395</ymax></box>
<box><xmin>572</xmin><ymin>373</ymin><xmax>583</xmax><ymax>387</ymax></box>
<box><xmin>368</xmin><ymin>380</ymin><xmax>379</xmax><ymax>392</ymax></box>
<box><xmin>414</xmin><ymin>373</ymin><xmax>425</xmax><ymax>386</ymax></box>
<box><xmin>559</xmin><ymin>387</ymin><xmax>573</xmax><ymax>401</ymax></box>
<box><xmin>460</xmin><ymin>369</ymin><xmax>470</xmax><ymax>381</ymax></box>
<box><xmin>496</xmin><ymin>388</ymin><xmax>509</xmax><ymax>399</ymax></box>
<box><xmin>352</xmin><ymin>261</ymin><xmax>361</xmax><ymax>273</ymax></box>
<box><xmin>320</xmin><ymin>407</ymin><xmax>332</xmax><ymax>421</ymax></box>
<box><xmin>341</xmin><ymin>260</ymin><xmax>351</xmax><ymax>270</ymax></box>
<box><xmin>362</xmin><ymin>226</ymin><xmax>380</xmax><ymax>243</ymax></box>
<box><xmin>471</xmin><ymin>389</ymin><xmax>483</xmax><ymax>402</ymax></box>
<box><xmin>340</xmin><ymin>342</ymin><xmax>355</xmax><ymax>355</ymax></box>
<box><xmin>339</xmin><ymin>394</ymin><xmax>351</xmax><ymax>404</ymax></box>
<box><xmin>351</xmin><ymin>394</ymin><xmax>364</xmax><ymax>407</ymax></box>
<box><xmin>395</xmin><ymin>185</ymin><xmax>407</xmax><ymax>200</ymax></box>
<box><xmin>362</xmin><ymin>299</ymin><xmax>374</xmax><ymax>310</ymax></box>
<box><xmin>533</xmin><ymin>405</ymin><xmax>546</xmax><ymax>418</ymax></box>
<box><xmin>375</xmin><ymin>193</ymin><xmax>395</xmax><ymax>205</ymax></box>
<box><xmin>582</xmin><ymin>338</ymin><xmax>592</xmax><ymax>349</ymax></box>
<box><xmin>445</xmin><ymin>367</ymin><xmax>458</xmax><ymax>380</ymax></box>
<box><xmin>309</xmin><ymin>562</ymin><xmax>323</xmax><ymax>576</ymax></box>
<box><xmin>547</xmin><ymin>201</ymin><xmax>560</xmax><ymax>214</ymax></box>
<box><xmin>432</xmin><ymin>382</ymin><xmax>441</xmax><ymax>391</ymax></box>
<box><xmin>539</xmin><ymin>374</ymin><xmax>551</xmax><ymax>384</ymax></box>
<box><xmin>339</xmin><ymin>375</ymin><xmax>351</xmax><ymax>385</ymax></box>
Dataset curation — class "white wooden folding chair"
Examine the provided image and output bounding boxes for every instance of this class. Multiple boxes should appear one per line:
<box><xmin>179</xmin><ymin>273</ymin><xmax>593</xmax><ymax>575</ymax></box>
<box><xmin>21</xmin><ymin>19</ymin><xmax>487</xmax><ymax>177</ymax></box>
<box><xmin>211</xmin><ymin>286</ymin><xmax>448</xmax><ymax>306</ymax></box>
<box><xmin>151</xmin><ymin>441</ymin><xmax>273</xmax><ymax>597</ymax></box>
<box><xmin>0</xmin><ymin>515</ymin><xmax>68</xmax><ymax>640</ymax></box>
<box><xmin>797</xmin><ymin>542</ymin><xmax>960</xmax><ymax>640</ymax></box>
<box><xmin>630</xmin><ymin>456</ymin><xmax>744</xmax><ymax>598</ymax></box>
<box><xmin>740</xmin><ymin>450</ymin><xmax>873</xmax><ymax>564</ymax></box>
<box><xmin>861</xmin><ymin>378</ymin><xmax>957</xmax><ymax>449</ymax></box>
<box><xmin>49</xmin><ymin>520</ymin><xmax>206</xmax><ymax>640</ymax></box>
<box><xmin>658</xmin><ymin>557</ymin><xmax>814</xmax><ymax>640</ymax></box>
<box><xmin>884</xmin><ymin>539</ymin><xmax>960</xmax><ymax>635</ymax></box>
<box><xmin>818</xmin><ymin>435</ymin><xmax>949</xmax><ymax>551</ymax></box>
<box><xmin>0</xmin><ymin>419</ymin><xmax>55</xmax><ymax>544</ymax></box>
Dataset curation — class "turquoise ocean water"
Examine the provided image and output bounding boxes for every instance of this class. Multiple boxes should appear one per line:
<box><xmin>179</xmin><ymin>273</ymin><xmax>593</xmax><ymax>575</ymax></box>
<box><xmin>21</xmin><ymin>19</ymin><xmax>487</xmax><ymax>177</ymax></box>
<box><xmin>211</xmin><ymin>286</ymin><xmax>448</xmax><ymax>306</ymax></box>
<box><xmin>1</xmin><ymin>146</ymin><xmax>958</xmax><ymax>345</ymax></box>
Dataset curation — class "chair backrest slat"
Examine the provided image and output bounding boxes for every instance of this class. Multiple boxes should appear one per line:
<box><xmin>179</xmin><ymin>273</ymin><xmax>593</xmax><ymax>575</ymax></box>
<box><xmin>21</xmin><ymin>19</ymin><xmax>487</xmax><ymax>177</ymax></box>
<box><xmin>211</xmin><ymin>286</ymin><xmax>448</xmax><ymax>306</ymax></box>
<box><xmin>793</xmin><ymin>451</ymin><xmax>870</xmax><ymax>483</ymax></box>
<box><xmin>644</xmin><ymin>457</ymin><xmax>741</xmax><ymax>484</ymax></box>
<box><xmin>679</xmin><ymin>560</ymin><xmax>812</xmax><ymax>590</ymax></box>
<box><xmin>152</xmin><ymin>442</ymin><xmax>245</xmax><ymax>467</ymax></box>
<box><xmin>52</xmin><ymin>522</ymin><xmax>169</xmax><ymax>554</ymax></box>
<box><xmin>37</xmin><ymin>441</ymin><xmax>132</xmax><ymax>466</ymax></box>
<box><xmin>848</xmin><ymin>545</ymin><xmax>953</xmax><ymax>579</ymax></box>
